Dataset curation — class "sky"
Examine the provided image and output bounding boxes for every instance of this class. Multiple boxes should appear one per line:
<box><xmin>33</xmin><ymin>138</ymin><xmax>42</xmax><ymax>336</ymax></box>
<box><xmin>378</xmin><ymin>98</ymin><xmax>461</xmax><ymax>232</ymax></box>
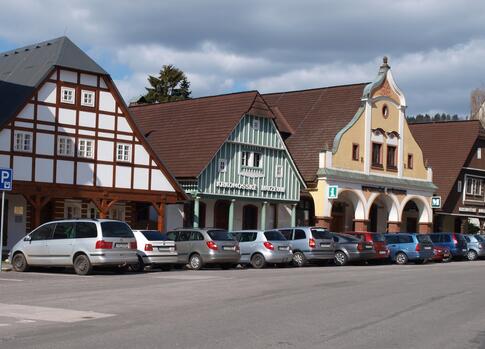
<box><xmin>1</xmin><ymin>1</ymin><xmax>485</xmax><ymax>117</ymax></box>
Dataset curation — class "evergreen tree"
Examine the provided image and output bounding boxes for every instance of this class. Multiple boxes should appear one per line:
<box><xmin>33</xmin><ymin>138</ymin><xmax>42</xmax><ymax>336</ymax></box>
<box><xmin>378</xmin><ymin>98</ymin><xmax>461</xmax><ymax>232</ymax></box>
<box><xmin>141</xmin><ymin>65</ymin><xmax>192</xmax><ymax>103</ymax></box>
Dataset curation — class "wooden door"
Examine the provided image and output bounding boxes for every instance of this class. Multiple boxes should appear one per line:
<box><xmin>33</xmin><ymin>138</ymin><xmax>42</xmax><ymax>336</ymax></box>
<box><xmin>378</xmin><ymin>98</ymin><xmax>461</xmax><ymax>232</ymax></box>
<box><xmin>214</xmin><ymin>200</ymin><xmax>230</xmax><ymax>230</ymax></box>
<box><xmin>242</xmin><ymin>204</ymin><xmax>258</xmax><ymax>230</ymax></box>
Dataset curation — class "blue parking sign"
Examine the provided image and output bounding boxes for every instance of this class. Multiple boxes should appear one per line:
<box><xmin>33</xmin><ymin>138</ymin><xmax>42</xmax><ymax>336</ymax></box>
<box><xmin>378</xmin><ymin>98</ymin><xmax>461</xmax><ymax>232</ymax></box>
<box><xmin>0</xmin><ymin>168</ymin><xmax>13</xmax><ymax>191</ymax></box>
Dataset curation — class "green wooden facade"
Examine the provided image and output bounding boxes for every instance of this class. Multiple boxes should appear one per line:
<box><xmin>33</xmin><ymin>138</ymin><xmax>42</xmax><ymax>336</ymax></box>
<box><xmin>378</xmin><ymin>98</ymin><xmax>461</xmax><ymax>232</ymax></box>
<box><xmin>196</xmin><ymin>113</ymin><xmax>304</xmax><ymax>202</ymax></box>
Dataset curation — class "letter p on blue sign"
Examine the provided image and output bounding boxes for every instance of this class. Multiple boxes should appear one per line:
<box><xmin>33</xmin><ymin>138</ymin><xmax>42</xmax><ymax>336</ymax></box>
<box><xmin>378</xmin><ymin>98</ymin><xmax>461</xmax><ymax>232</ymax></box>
<box><xmin>0</xmin><ymin>168</ymin><xmax>13</xmax><ymax>191</ymax></box>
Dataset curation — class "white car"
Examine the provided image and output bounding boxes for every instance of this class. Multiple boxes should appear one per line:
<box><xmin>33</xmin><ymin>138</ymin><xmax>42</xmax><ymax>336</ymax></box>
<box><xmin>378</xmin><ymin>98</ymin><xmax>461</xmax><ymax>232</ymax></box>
<box><xmin>9</xmin><ymin>219</ymin><xmax>138</xmax><ymax>275</ymax></box>
<box><xmin>130</xmin><ymin>230</ymin><xmax>178</xmax><ymax>272</ymax></box>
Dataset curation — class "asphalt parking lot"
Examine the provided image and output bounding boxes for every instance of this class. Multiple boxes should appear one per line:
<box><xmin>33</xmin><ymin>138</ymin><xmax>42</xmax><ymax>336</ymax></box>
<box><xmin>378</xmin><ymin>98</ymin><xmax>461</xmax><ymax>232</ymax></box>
<box><xmin>0</xmin><ymin>261</ymin><xmax>485</xmax><ymax>349</ymax></box>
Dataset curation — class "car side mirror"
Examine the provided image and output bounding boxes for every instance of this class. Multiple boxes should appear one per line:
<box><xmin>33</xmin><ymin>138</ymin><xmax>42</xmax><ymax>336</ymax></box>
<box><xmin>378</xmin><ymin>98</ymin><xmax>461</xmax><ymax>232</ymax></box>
<box><xmin>24</xmin><ymin>235</ymin><xmax>31</xmax><ymax>242</ymax></box>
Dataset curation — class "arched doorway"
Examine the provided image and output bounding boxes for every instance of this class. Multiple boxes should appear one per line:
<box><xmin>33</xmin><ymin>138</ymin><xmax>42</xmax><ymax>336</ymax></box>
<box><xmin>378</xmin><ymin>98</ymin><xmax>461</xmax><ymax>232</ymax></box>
<box><xmin>330</xmin><ymin>202</ymin><xmax>347</xmax><ymax>232</ymax></box>
<box><xmin>242</xmin><ymin>204</ymin><xmax>258</xmax><ymax>230</ymax></box>
<box><xmin>401</xmin><ymin>201</ymin><xmax>419</xmax><ymax>232</ymax></box>
<box><xmin>329</xmin><ymin>190</ymin><xmax>365</xmax><ymax>232</ymax></box>
<box><xmin>214</xmin><ymin>200</ymin><xmax>230</xmax><ymax>229</ymax></box>
<box><xmin>368</xmin><ymin>194</ymin><xmax>399</xmax><ymax>233</ymax></box>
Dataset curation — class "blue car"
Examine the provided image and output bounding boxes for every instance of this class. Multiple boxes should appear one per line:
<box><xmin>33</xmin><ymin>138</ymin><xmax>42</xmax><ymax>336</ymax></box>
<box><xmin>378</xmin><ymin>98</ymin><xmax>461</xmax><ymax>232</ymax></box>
<box><xmin>429</xmin><ymin>233</ymin><xmax>467</xmax><ymax>259</ymax></box>
<box><xmin>384</xmin><ymin>233</ymin><xmax>434</xmax><ymax>265</ymax></box>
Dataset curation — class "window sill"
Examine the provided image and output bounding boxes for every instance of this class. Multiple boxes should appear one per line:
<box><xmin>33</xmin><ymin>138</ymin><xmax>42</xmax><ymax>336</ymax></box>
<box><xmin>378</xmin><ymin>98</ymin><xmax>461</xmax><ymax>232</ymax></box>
<box><xmin>371</xmin><ymin>164</ymin><xmax>383</xmax><ymax>170</ymax></box>
<box><xmin>387</xmin><ymin>166</ymin><xmax>398</xmax><ymax>172</ymax></box>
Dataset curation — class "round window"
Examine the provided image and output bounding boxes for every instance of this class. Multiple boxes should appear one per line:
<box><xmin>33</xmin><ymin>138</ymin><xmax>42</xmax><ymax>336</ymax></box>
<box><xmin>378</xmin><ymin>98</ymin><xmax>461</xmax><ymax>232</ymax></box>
<box><xmin>382</xmin><ymin>105</ymin><xmax>389</xmax><ymax>119</ymax></box>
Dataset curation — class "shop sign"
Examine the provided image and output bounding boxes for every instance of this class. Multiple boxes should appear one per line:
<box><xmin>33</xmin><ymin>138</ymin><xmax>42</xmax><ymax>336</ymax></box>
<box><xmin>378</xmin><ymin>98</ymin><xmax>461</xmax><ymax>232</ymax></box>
<box><xmin>216</xmin><ymin>182</ymin><xmax>257</xmax><ymax>191</ymax></box>
<box><xmin>431</xmin><ymin>196</ymin><xmax>441</xmax><ymax>209</ymax></box>
<box><xmin>328</xmin><ymin>185</ymin><xmax>339</xmax><ymax>199</ymax></box>
<box><xmin>459</xmin><ymin>207</ymin><xmax>477</xmax><ymax>213</ymax></box>
<box><xmin>261</xmin><ymin>185</ymin><xmax>285</xmax><ymax>193</ymax></box>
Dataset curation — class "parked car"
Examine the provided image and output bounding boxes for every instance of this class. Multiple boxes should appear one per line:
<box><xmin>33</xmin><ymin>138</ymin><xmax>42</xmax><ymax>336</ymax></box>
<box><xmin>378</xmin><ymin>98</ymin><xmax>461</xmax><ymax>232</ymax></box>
<box><xmin>231</xmin><ymin>230</ymin><xmax>292</xmax><ymax>269</ymax></box>
<box><xmin>166</xmin><ymin>228</ymin><xmax>240</xmax><ymax>270</ymax></box>
<box><xmin>9</xmin><ymin>219</ymin><xmax>138</xmax><ymax>275</ymax></box>
<box><xmin>431</xmin><ymin>246</ymin><xmax>452</xmax><ymax>263</ymax></box>
<box><xmin>278</xmin><ymin>227</ymin><xmax>335</xmax><ymax>267</ymax></box>
<box><xmin>345</xmin><ymin>232</ymin><xmax>390</xmax><ymax>260</ymax></box>
<box><xmin>130</xmin><ymin>230</ymin><xmax>178</xmax><ymax>272</ymax></box>
<box><xmin>429</xmin><ymin>233</ymin><xmax>467</xmax><ymax>259</ymax></box>
<box><xmin>332</xmin><ymin>233</ymin><xmax>376</xmax><ymax>266</ymax></box>
<box><xmin>463</xmin><ymin>234</ymin><xmax>485</xmax><ymax>261</ymax></box>
<box><xmin>384</xmin><ymin>233</ymin><xmax>434</xmax><ymax>265</ymax></box>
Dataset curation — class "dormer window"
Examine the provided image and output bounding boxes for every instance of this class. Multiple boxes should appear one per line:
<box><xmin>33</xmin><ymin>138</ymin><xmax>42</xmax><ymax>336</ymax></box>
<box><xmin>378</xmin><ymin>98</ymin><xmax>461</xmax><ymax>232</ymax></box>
<box><xmin>61</xmin><ymin>87</ymin><xmax>75</xmax><ymax>104</ymax></box>
<box><xmin>252</xmin><ymin>119</ymin><xmax>260</xmax><ymax>130</ymax></box>
<box><xmin>241</xmin><ymin>151</ymin><xmax>262</xmax><ymax>168</ymax></box>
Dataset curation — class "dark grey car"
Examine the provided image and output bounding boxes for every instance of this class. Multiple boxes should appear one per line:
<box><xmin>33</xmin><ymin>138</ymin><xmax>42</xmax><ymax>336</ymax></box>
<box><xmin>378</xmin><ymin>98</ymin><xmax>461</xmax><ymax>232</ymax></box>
<box><xmin>167</xmin><ymin>228</ymin><xmax>240</xmax><ymax>270</ymax></box>
<box><xmin>278</xmin><ymin>227</ymin><xmax>335</xmax><ymax>267</ymax></box>
<box><xmin>333</xmin><ymin>233</ymin><xmax>375</xmax><ymax>266</ymax></box>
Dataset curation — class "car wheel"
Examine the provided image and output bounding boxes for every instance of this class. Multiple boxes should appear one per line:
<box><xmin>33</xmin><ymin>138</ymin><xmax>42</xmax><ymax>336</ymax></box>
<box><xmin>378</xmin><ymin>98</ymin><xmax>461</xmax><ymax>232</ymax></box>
<box><xmin>73</xmin><ymin>254</ymin><xmax>92</xmax><ymax>275</ymax></box>
<box><xmin>130</xmin><ymin>256</ymin><xmax>145</xmax><ymax>273</ymax></box>
<box><xmin>292</xmin><ymin>251</ymin><xmax>306</xmax><ymax>267</ymax></box>
<box><xmin>12</xmin><ymin>253</ymin><xmax>29</xmax><ymax>272</ymax></box>
<box><xmin>189</xmin><ymin>253</ymin><xmax>203</xmax><ymax>270</ymax></box>
<box><xmin>334</xmin><ymin>251</ymin><xmax>348</xmax><ymax>266</ymax></box>
<box><xmin>250</xmin><ymin>253</ymin><xmax>266</xmax><ymax>269</ymax></box>
<box><xmin>442</xmin><ymin>256</ymin><xmax>452</xmax><ymax>263</ymax></box>
<box><xmin>467</xmin><ymin>250</ymin><xmax>478</xmax><ymax>261</ymax></box>
<box><xmin>395</xmin><ymin>252</ymin><xmax>408</xmax><ymax>265</ymax></box>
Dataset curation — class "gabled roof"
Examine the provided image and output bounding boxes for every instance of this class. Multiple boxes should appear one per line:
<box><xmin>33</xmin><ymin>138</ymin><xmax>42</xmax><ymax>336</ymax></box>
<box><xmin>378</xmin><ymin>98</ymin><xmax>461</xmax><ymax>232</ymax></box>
<box><xmin>409</xmin><ymin>120</ymin><xmax>482</xmax><ymax>203</ymax></box>
<box><xmin>130</xmin><ymin>91</ymin><xmax>277</xmax><ymax>178</ymax></box>
<box><xmin>0</xmin><ymin>36</ymin><xmax>106</xmax><ymax>128</ymax></box>
<box><xmin>263</xmin><ymin>83</ymin><xmax>367</xmax><ymax>182</ymax></box>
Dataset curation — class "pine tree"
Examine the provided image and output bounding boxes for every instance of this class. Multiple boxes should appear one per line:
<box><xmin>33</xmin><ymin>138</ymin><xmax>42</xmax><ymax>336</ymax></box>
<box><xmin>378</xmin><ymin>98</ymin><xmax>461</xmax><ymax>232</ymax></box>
<box><xmin>141</xmin><ymin>65</ymin><xmax>192</xmax><ymax>103</ymax></box>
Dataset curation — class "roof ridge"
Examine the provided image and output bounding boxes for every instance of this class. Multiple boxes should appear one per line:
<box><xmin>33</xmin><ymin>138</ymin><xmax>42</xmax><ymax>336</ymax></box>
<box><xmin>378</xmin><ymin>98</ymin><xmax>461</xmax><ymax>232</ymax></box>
<box><xmin>262</xmin><ymin>82</ymin><xmax>369</xmax><ymax>96</ymax></box>
<box><xmin>409</xmin><ymin>119</ymin><xmax>478</xmax><ymax>126</ymax></box>
<box><xmin>0</xmin><ymin>36</ymin><xmax>67</xmax><ymax>56</ymax></box>
<box><xmin>130</xmin><ymin>90</ymin><xmax>259</xmax><ymax>108</ymax></box>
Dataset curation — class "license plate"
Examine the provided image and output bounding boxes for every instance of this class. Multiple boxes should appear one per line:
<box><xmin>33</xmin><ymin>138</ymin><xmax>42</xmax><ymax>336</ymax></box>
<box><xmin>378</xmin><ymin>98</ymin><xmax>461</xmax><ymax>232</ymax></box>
<box><xmin>444</xmin><ymin>253</ymin><xmax>450</xmax><ymax>257</ymax></box>
<box><xmin>425</xmin><ymin>247</ymin><xmax>431</xmax><ymax>250</ymax></box>
<box><xmin>115</xmin><ymin>243</ymin><xmax>128</xmax><ymax>248</ymax></box>
<box><xmin>278</xmin><ymin>246</ymin><xmax>289</xmax><ymax>251</ymax></box>
<box><xmin>379</xmin><ymin>251</ymin><xmax>387</xmax><ymax>255</ymax></box>
<box><xmin>320</xmin><ymin>244</ymin><xmax>330</xmax><ymax>248</ymax></box>
<box><xmin>365</xmin><ymin>246</ymin><xmax>372</xmax><ymax>249</ymax></box>
<box><xmin>222</xmin><ymin>246</ymin><xmax>234</xmax><ymax>251</ymax></box>
<box><xmin>169</xmin><ymin>247</ymin><xmax>175</xmax><ymax>252</ymax></box>
<box><xmin>158</xmin><ymin>247</ymin><xmax>167</xmax><ymax>252</ymax></box>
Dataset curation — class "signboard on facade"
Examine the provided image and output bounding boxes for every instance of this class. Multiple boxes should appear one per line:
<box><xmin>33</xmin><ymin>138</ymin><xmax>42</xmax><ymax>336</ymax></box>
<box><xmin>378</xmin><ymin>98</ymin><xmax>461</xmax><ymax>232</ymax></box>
<box><xmin>459</xmin><ymin>207</ymin><xmax>477</xmax><ymax>213</ymax></box>
<box><xmin>328</xmin><ymin>185</ymin><xmax>339</xmax><ymax>199</ymax></box>
<box><xmin>431</xmin><ymin>196</ymin><xmax>441</xmax><ymax>209</ymax></box>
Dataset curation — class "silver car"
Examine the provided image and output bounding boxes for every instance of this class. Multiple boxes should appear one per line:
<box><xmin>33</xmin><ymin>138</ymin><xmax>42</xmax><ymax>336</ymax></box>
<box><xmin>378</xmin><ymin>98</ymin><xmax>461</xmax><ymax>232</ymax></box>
<box><xmin>333</xmin><ymin>233</ymin><xmax>375</xmax><ymax>266</ymax></box>
<box><xmin>231</xmin><ymin>230</ymin><xmax>293</xmax><ymax>269</ymax></box>
<box><xmin>464</xmin><ymin>234</ymin><xmax>485</xmax><ymax>261</ymax></box>
<box><xmin>166</xmin><ymin>228</ymin><xmax>240</xmax><ymax>270</ymax></box>
<box><xmin>130</xmin><ymin>230</ymin><xmax>178</xmax><ymax>272</ymax></box>
<box><xmin>278</xmin><ymin>227</ymin><xmax>336</xmax><ymax>267</ymax></box>
<box><xmin>8</xmin><ymin>219</ymin><xmax>138</xmax><ymax>275</ymax></box>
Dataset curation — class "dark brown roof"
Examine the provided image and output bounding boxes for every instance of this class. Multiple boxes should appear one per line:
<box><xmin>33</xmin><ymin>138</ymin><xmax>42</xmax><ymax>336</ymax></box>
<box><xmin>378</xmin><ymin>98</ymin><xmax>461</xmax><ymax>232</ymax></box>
<box><xmin>130</xmin><ymin>91</ymin><xmax>275</xmax><ymax>178</ymax></box>
<box><xmin>263</xmin><ymin>83</ymin><xmax>367</xmax><ymax>182</ymax></box>
<box><xmin>409</xmin><ymin>120</ymin><xmax>482</xmax><ymax>202</ymax></box>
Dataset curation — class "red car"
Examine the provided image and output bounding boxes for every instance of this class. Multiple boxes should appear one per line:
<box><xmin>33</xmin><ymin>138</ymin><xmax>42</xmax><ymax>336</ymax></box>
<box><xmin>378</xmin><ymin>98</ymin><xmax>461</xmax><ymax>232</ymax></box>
<box><xmin>345</xmin><ymin>232</ymin><xmax>390</xmax><ymax>260</ymax></box>
<box><xmin>432</xmin><ymin>246</ymin><xmax>452</xmax><ymax>262</ymax></box>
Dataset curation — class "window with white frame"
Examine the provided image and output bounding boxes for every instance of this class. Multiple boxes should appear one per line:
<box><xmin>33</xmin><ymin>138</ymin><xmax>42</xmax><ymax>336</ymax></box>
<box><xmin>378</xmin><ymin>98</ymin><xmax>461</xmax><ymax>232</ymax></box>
<box><xmin>58</xmin><ymin>136</ymin><xmax>74</xmax><ymax>156</ymax></box>
<box><xmin>457</xmin><ymin>180</ymin><xmax>462</xmax><ymax>193</ymax></box>
<box><xmin>465</xmin><ymin>176</ymin><xmax>483</xmax><ymax>198</ymax></box>
<box><xmin>218</xmin><ymin>158</ymin><xmax>227</xmax><ymax>172</ymax></box>
<box><xmin>117</xmin><ymin>143</ymin><xmax>131</xmax><ymax>162</ymax></box>
<box><xmin>252</xmin><ymin>119</ymin><xmax>260</xmax><ymax>130</ymax></box>
<box><xmin>275</xmin><ymin>165</ymin><xmax>283</xmax><ymax>178</ymax></box>
<box><xmin>241</xmin><ymin>151</ymin><xmax>263</xmax><ymax>168</ymax></box>
<box><xmin>109</xmin><ymin>204</ymin><xmax>125</xmax><ymax>221</ymax></box>
<box><xmin>478</xmin><ymin>148</ymin><xmax>482</xmax><ymax>160</ymax></box>
<box><xmin>65</xmin><ymin>200</ymin><xmax>82</xmax><ymax>219</ymax></box>
<box><xmin>61</xmin><ymin>87</ymin><xmax>75</xmax><ymax>104</ymax></box>
<box><xmin>81</xmin><ymin>90</ymin><xmax>95</xmax><ymax>107</ymax></box>
<box><xmin>14</xmin><ymin>131</ymin><xmax>32</xmax><ymax>152</ymax></box>
<box><xmin>78</xmin><ymin>139</ymin><xmax>94</xmax><ymax>158</ymax></box>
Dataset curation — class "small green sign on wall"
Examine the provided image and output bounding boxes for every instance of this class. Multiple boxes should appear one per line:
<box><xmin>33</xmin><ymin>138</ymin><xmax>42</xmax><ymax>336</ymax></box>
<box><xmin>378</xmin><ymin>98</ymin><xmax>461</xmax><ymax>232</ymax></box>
<box><xmin>431</xmin><ymin>196</ymin><xmax>441</xmax><ymax>209</ymax></box>
<box><xmin>328</xmin><ymin>185</ymin><xmax>339</xmax><ymax>200</ymax></box>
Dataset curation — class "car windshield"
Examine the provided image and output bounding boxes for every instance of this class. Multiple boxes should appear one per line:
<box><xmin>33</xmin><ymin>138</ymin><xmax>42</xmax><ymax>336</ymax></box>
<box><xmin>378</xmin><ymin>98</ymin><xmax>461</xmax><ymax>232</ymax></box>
<box><xmin>101</xmin><ymin>221</ymin><xmax>134</xmax><ymax>238</ymax></box>
<box><xmin>207</xmin><ymin>230</ymin><xmax>233</xmax><ymax>241</ymax></box>
<box><xmin>371</xmin><ymin>233</ymin><xmax>385</xmax><ymax>242</ymax></box>
<box><xmin>141</xmin><ymin>231</ymin><xmax>168</xmax><ymax>241</ymax></box>
<box><xmin>311</xmin><ymin>229</ymin><xmax>332</xmax><ymax>240</ymax></box>
<box><xmin>417</xmin><ymin>235</ymin><xmax>432</xmax><ymax>243</ymax></box>
<box><xmin>264</xmin><ymin>230</ymin><xmax>286</xmax><ymax>241</ymax></box>
<box><xmin>475</xmin><ymin>235</ymin><xmax>485</xmax><ymax>242</ymax></box>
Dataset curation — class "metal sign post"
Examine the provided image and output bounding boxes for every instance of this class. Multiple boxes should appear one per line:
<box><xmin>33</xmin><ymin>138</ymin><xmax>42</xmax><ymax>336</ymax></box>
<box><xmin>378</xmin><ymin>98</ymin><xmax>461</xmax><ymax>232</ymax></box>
<box><xmin>0</xmin><ymin>168</ymin><xmax>13</xmax><ymax>273</ymax></box>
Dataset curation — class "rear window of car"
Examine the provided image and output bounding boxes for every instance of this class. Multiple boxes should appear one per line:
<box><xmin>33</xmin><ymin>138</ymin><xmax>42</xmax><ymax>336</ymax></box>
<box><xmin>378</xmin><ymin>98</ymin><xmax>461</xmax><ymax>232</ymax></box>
<box><xmin>310</xmin><ymin>229</ymin><xmax>332</xmax><ymax>240</ymax></box>
<box><xmin>430</xmin><ymin>235</ymin><xmax>440</xmax><ymax>243</ymax></box>
<box><xmin>264</xmin><ymin>231</ymin><xmax>286</xmax><ymax>241</ymax></box>
<box><xmin>455</xmin><ymin>234</ymin><xmax>466</xmax><ymax>242</ymax></box>
<box><xmin>236</xmin><ymin>232</ymin><xmax>257</xmax><ymax>242</ymax></box>
<box><xmin>417</xmin><ymin>235</ymin><xmax>432</xmax><ymax>243</ymax></box>
<box><xmin>371</xmin><ymin>233</ymin><xmax>385</xmax><ymax>242</ymax></box>
<box><xmin>279</xmin><ymin>229</ymin><xmax>293</xmax><ymax>240</ymax></box>
<box><xmin>141</xmin><ymin>231</ymin><xmax>167</xmax><ymax>241</ymax></box>
<box><xmin>294</xmin><ymin>229</ymin><xmax>307</xmax><ymax>240</ymax></box>
<box><xmin>101</xmin><ymin>222</ymin><xmax>134</xmax><ymax>238</ymax></box>
<box><xmin>207</xmin><ymin>230</ymin><xmax>233</xmax><ymax>241</ymax></box>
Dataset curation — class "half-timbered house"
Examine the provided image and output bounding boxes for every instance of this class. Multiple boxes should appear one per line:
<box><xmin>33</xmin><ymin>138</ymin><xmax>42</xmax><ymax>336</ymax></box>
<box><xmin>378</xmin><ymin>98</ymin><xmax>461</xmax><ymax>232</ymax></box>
<box><xmin>130</xmin><ymin>92</ymin><xmax>305</xmax><ymax>231</ymax></box>
<box><xmin>0</xmin><ymin>37</ymin><xmax>185</xmax><ymax>250</ymax></box>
